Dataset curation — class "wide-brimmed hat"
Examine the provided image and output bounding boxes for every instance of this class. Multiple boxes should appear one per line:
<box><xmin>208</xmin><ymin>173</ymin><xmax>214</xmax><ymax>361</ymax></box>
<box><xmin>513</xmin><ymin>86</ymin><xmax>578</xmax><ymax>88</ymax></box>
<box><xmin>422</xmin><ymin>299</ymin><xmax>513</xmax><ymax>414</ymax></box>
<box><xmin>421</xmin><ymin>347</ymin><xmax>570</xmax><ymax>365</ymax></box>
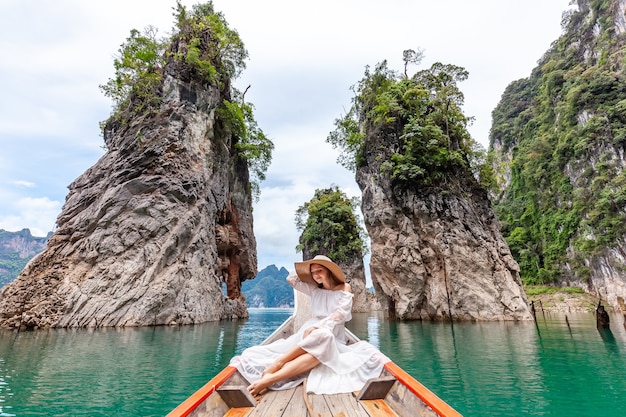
<box><xmin>294</xmin><ymin>255</ymin><xmax>345</xmax><ymax>285</ymax></box>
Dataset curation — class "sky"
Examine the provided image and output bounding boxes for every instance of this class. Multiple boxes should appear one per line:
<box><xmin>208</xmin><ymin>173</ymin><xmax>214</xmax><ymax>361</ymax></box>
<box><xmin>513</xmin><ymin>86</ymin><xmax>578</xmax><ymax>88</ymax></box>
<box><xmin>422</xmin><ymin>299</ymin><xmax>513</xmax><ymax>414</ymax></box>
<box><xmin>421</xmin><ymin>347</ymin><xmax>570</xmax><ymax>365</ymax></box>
<box><xmin>0</xmin><ymin>0</ymin><xmax>573</xmax><ymax>273</ymax></box>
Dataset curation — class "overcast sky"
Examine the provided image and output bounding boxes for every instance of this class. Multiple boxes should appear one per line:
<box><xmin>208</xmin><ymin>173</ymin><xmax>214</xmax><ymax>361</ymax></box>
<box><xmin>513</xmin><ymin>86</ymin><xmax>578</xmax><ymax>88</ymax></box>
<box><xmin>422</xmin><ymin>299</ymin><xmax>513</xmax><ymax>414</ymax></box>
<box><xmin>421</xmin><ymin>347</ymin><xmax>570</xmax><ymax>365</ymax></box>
<box><xmin>0</xmin><ymin>0</ymin><xmax>572</xmax><ymax>272</ymax></box>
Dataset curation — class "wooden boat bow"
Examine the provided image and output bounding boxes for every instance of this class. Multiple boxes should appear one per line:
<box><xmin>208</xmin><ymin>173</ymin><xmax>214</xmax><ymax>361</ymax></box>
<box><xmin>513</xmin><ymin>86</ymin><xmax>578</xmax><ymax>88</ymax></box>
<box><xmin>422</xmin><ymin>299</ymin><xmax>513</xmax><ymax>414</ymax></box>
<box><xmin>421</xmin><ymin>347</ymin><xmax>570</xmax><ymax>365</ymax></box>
<box><xmin>166</xmin><ymin>291</ymin><xmax>463</xmax><ymax>417</ymax></box>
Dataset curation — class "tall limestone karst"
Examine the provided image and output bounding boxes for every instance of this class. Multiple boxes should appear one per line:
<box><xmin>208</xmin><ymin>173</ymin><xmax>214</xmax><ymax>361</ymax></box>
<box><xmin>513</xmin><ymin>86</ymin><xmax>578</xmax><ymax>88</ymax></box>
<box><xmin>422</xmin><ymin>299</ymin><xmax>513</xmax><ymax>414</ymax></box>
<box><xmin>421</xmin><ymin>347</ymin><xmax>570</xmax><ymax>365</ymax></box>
<box><xmin>295</xmin><ymin>187</ymin><xmax>370</xmax><ymax>312</ymax></box>
<box><xmin>0</xmin><ymin>3</ymin><xmax>271</xmax><ymax>329</ymax></box>
<box><xmin>490</xmin><ymin>0</ymin><xmax>626</xmax><ymax>309</ymax></box>
<box><xmin>328</xmin><ymin>59</ymin><xmax>531</xmax><ymax>320</ymax></box>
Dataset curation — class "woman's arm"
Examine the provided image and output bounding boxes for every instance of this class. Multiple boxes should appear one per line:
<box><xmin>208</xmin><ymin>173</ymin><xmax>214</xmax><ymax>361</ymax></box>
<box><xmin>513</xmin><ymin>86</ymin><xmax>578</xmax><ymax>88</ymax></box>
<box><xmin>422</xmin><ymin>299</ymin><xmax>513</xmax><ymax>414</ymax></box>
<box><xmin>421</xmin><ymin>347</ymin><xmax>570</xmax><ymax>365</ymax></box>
<box><xmin>316</xmin><ymin>285</ymin><xmax>353</xmax><ymax>331</ymax></box>
<box><xmin>286</xmin><ymin>270</ymin><xmax>313</xmax><ymax>295</ymax></box>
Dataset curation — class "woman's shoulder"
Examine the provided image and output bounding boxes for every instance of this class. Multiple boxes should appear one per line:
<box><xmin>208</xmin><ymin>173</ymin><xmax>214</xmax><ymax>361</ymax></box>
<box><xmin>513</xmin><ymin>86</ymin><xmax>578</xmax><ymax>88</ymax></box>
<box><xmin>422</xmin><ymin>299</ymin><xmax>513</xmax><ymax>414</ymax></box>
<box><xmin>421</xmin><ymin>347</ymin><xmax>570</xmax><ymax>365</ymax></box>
<box><xmin>332</xmin><ymin>282</ymin><xmax>352</xmax><ymax>293</ymax></box>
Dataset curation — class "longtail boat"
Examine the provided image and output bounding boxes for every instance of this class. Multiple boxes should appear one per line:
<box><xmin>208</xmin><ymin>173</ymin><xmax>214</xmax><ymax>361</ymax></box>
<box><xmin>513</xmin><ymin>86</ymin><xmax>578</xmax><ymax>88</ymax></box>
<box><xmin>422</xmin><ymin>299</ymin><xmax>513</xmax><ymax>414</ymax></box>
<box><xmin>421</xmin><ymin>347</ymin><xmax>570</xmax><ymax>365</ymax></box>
<box><xmin>167</xmin><ymin>291</ymin><xmax>463</xmax><ymax>417</ymax></box>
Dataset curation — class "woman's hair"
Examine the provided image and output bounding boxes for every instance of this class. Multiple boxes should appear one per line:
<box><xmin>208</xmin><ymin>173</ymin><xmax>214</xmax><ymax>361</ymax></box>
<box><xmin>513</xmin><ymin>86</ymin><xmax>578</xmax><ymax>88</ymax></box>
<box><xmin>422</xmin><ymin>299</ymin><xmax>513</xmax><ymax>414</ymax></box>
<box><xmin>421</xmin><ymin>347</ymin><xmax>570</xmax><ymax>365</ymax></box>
<box><xmin>315</xmin><ymin>264</ymin><xmax>342</xmax><ymax>286</ymax></box>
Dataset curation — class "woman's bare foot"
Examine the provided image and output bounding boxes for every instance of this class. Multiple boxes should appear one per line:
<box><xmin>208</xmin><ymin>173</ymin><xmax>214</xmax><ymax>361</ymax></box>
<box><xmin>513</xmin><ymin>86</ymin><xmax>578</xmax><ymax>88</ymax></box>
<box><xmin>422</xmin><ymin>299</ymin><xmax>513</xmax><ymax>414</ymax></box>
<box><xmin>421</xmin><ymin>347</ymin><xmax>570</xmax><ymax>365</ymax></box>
<box><xmin>248</xmin><ymin>374</ymin><xmax>274</xmax><ymax>396</ymax></box>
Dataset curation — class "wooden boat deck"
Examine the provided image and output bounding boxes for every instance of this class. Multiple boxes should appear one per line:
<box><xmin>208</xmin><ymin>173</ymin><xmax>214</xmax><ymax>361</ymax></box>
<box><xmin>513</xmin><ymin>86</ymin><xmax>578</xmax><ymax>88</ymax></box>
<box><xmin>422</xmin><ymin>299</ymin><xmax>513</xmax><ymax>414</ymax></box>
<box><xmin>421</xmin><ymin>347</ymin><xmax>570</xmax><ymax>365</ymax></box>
<box><xmin>232</xmin><ymin>386</ymin><xmax>394</xmax><ymax>417</ymax></box>
<box><xmin>172</xmin><ymin>362</ymin><xmax>458</xmax><ymax>417</ymax></box>
<box><xmin>167</xmin><ymin>291</ymin><xmax>463</xmax><ymax>417</ymax></box>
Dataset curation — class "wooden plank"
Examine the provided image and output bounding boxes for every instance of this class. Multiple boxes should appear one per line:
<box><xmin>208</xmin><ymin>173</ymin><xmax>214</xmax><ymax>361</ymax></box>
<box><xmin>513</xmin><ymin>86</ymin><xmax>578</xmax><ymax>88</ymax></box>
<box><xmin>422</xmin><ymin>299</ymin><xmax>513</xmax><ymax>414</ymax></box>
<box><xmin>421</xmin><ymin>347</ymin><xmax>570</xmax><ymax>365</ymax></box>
<box><xmin>218</xmin><ymin>386</ymin><xmax>257</xmax><ymax>408</ymax></box>
<box><xmin>359</xmin><ymin>399</ymin><xmax>399</xmax><ymax>417</ymax></box>
<box><xmin>356</xmin><ymin>377</ymin><xmax>397</xmax><ymax>400</ymax></box>
<box><xmin>187</xmin><ymin>391</ymin><xmax>230</xmax><ymax>417</ymax></box>
<box><xmin>325</xmin><ymin>393</ymin><xmax>371</xmax><ymax>417</ymax></box>
<box><xmin>307</xmin><ymin>392</ymin><xmax>333</xmax><ymax>417</ymax></box>
<box><xmin>282</xmin><ymin>385</ymin><xmax>309</xmax><ymax>417</ymax></box>
<box><xmin>385</xmin><ymin>383</ymin><xmax>438</xmax><ymax>417</ymax></box>
<box><xmin>383</xmin><ymin>363</ymin><xmax>462</xmax><ymax>417</ymax></box>
<box><xmin>247</xmin><ymin>388</ymin><xmax>295</xmax><ymax>417</ymax></box>
<box><xmin>224</xmin><ymin>408</ymin><xmax>253</xmax><ymax>417</ymax></box>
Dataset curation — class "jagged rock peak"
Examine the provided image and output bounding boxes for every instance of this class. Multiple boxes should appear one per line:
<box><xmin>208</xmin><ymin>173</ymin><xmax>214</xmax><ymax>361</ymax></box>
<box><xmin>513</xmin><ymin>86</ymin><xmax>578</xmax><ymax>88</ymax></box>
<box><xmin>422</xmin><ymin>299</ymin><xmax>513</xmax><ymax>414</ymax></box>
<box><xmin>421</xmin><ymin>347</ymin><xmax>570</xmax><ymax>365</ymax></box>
<box><xmin>358</xmin><ymin>165</ymin><xmax>531</xmax><ymax>321</ymax></box>
<box><xmin>328</xmin><ymin>60</ymin><xmax>532</xmax><ymax>321</ymax></box>
<box><xmin>0</xmin><ymin>5</ymin><xmax>258</xmax><ymax>329</ymax></box>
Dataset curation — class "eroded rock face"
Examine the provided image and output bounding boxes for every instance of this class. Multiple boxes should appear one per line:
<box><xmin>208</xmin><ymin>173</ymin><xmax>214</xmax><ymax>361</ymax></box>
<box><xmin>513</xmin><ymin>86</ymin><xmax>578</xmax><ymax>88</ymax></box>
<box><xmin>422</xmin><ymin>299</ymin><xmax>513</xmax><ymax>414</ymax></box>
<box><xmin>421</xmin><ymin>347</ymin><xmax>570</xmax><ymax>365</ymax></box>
<box><xmin>357</xmin><ymin>163</ymin><xmax>531</xmax><ymax>321</ymax></box>
<box><xmin>0</xmin><ymin>72</ymin><xmax>256</xmax><ymax>329</ymax></box>
<box><xmin>340</xmin><ymin>258</ymin><xmax>369</xmax><ymax>313</ymax></box>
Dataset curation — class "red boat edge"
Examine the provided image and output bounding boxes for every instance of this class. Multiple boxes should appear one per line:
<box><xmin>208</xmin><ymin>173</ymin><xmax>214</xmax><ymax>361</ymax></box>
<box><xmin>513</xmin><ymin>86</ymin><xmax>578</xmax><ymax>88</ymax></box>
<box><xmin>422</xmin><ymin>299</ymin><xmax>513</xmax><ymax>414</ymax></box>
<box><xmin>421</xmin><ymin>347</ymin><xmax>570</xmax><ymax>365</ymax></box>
<box><xmin>166</xmin><ymin>366</ymin><xmax>237</xmax><ymax>417</ymax></box>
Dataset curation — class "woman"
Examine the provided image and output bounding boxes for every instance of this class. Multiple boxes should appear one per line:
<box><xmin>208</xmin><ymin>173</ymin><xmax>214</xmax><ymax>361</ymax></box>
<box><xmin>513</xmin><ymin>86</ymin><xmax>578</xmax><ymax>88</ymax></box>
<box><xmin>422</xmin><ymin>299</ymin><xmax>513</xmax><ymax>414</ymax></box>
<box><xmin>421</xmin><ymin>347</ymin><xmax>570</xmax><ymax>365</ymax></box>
<box><xmin>230</xmin><ymin>255</ymin><xmax>389</xmax><ymax>396</ymax></box>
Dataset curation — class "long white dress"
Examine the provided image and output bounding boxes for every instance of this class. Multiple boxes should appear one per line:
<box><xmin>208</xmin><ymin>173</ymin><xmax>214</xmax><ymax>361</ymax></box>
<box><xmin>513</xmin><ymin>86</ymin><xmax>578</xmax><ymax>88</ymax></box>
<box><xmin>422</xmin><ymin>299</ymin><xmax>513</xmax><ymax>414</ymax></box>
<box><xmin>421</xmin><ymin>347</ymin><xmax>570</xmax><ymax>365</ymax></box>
<box><xmin>230</xmin><ymin>272</ymin><xmax>390</xmax><ymax>394</ymax></box>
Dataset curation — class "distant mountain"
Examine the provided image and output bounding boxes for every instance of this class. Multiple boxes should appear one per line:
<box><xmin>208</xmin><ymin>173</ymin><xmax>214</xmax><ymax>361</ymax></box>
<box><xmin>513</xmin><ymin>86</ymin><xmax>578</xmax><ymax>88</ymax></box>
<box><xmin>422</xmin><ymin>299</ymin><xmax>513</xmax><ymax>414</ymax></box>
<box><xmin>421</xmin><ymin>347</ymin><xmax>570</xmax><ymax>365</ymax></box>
<box><xmin>0</xmin><ymin>229</ymin><xmax>50</xmax><ymax>287</ymax></box>
<box><xmin>242</xmin><ymin>264</ymin><xmax>293</xmax><ymax>308</ymax></box>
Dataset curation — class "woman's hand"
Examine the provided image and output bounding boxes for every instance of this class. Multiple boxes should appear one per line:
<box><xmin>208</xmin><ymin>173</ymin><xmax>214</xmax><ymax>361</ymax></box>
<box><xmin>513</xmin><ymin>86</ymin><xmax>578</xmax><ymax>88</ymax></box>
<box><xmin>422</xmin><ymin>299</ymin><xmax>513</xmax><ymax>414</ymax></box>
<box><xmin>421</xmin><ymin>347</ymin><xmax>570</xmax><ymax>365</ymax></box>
<box><xmin>303</xmin><ymin>326</ymin><xmax>319</xmax><ymax>338</ymax></box>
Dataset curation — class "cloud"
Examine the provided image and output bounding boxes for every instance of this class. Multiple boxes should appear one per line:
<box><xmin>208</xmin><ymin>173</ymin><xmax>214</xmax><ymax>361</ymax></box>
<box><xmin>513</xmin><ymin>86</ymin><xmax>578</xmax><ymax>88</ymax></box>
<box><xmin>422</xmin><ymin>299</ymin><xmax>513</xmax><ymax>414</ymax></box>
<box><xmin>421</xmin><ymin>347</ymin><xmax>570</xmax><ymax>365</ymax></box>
<box><xmin>9</xmin><ymin>180</ymin><xmax>35</xmax><ymax>188</ymax></box>
<box><xmin>0</xmin><ymin>197</ymin><xmax>61</xmax><ymax>237</ymax></box>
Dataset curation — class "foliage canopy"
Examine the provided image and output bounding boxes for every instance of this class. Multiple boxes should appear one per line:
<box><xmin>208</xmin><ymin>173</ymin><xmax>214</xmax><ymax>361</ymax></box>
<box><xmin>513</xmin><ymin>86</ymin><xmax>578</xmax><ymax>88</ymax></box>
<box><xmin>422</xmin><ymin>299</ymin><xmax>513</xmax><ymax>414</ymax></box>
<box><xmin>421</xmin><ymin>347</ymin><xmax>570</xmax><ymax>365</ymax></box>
<box><xmin>327</xmin><ymin>54</ymin><xmax>490</xmax><ymax>191</ymax></box>
<box><xmin>100</xmin><ymin>1</ymin><xmax>272</xmax><ymax>199</ymax></box>
<box><xmin>295</xmin><ymin>186</ymin><xmax>368</xmax><ymax>263</ymax></box>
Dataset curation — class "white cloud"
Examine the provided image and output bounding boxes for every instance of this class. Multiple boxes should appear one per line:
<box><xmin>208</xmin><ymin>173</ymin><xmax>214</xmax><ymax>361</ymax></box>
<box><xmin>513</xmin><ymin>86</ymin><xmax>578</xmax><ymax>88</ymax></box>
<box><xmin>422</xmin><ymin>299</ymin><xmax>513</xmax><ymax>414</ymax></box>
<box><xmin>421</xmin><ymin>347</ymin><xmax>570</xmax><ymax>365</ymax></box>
<box><xmin>0</xmin><ymin>197</ymin><xmax>61</xmax><ymax>237</ymax></box>
<box><xmin>9</xmin><ymin>180</ymin><xmax>35</xmax><ymax>188</ymax></box>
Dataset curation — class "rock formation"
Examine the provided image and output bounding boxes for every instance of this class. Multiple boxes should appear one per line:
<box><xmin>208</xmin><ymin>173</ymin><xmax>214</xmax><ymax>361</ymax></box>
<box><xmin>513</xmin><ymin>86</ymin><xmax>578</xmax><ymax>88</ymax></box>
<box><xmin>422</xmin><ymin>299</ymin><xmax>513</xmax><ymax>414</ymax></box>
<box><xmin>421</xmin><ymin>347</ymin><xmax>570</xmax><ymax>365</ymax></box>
<box><xmin>489</xmin><ymin>0</ymin><xmax>626</xmax><ymax>309</ymax></box>
<box><xmin>327</xmin><ymin>58</ymin><xmax>531</xmax><ymax>321</ymax></box>
<box><xmin>357</xmin><ymin>161</ymin><xmax>531</xmax><ymax>321</ymax></box>
<box><xmin>0</xmin><ymin>18</ymin><xmax>257</xmax><ymax>329</ymax></box>
<box><xmin>296</xmin><ymin>187</ymin><xmax>369</xmax><ymax>312</ymax></box>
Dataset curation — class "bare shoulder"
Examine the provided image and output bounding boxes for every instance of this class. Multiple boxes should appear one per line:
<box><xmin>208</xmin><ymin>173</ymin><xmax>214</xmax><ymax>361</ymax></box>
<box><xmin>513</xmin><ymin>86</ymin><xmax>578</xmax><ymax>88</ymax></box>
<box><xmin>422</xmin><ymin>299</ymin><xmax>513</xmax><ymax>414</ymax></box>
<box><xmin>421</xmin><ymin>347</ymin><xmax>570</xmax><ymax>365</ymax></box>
<box><xmin>335</xmin><ymin>282</ymin><xmax>352</xmax><ymax>292</ymax></box>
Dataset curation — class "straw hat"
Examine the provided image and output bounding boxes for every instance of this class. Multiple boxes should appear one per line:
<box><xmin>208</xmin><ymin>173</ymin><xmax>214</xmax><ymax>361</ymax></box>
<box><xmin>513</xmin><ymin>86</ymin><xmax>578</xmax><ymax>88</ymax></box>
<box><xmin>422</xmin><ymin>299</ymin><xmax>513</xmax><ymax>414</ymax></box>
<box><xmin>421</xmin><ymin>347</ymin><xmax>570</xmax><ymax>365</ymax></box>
<box><xmin>294</xmin><ymin>255</ymin><xmax>345</xmax><ymax>285</ymax></box>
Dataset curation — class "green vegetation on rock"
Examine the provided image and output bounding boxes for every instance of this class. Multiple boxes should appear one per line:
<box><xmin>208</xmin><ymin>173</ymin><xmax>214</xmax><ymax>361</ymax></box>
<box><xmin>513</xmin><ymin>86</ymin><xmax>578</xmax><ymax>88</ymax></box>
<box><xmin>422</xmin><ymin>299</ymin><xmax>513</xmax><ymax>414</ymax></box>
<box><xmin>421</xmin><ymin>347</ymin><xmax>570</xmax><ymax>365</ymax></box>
<box><xmin>100</xmin><ymin>1</ymin><xmax>272</xmax><ymax>199</ymax></box>
<box><xmin>327</xmin><ymin>52</ymin><xmax>491</xmax><ymax>191</ymax></box>
<box><xmin>295</xmin><ymin>186</ymin><xmax>367</xmax><ymax>263</ymax></box>
<box><xmin>490</xmin><ymin>0</ymin><xmax>626</xmax><ymax>284</ymax></box>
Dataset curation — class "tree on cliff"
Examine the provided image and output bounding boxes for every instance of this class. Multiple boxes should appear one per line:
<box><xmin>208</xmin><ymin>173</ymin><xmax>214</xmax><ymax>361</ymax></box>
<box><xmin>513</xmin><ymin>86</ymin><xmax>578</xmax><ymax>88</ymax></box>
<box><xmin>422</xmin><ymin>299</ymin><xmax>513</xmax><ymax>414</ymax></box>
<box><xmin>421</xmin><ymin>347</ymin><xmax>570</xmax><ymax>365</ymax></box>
<box><xmin>327</xmin><ymin>54</ymin><xmax>491</xmax><ymax>192</ymax></box>
<box><xmin>294</xmin><ymin>186</ymin><xmax>370</xmax><ymax>311</ymax></box>
<box><xmin>100</xmin><ymin>1</ymin><xmax>273</xmax><ymax>198</ymax></box>
<box><xmin>295</xmin><ymin>186</ymin><xmax>367</xmax><ymax>262</ymax></box>
<box><xmin>0</xmin><ymin>1</ymin><xmax>267</xmax><ymax>329</ymax></box>
<box><xmin>325</xmin><ymin>54</ymin><xmax>530</xmax><ymax>321</ymax></box>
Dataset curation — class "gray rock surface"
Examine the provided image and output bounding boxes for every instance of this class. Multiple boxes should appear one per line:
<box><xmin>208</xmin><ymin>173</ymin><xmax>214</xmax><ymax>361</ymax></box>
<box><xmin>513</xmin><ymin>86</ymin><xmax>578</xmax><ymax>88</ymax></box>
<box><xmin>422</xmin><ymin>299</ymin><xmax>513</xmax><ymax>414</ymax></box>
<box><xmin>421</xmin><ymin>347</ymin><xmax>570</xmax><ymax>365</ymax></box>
<box><xmin>0</xmin><ymin>71</ymin><xmax>256</xmax><ymax>329</ymax></box>
<box><xmin>357</xmin><ymin>151</ymin><xmax>531</xmax><ymax>321</ymax></box>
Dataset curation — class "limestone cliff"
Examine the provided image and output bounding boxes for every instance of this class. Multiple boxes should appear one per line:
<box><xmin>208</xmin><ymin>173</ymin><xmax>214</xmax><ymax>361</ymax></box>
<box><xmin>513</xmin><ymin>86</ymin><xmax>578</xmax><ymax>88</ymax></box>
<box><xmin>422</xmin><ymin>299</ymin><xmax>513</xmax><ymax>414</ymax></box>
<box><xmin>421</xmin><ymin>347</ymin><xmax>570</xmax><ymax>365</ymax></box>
<box><xmin>0</xmin><ymin>6</ymin><xmax>258</xmax><ymax>329</ymax></box>
<box><xmin>357</xmin><ymin>153</ymin><xmax>531</xmax><ymax>321</ymax></box>
<box><xmin>328</xmin><ymin>60</ymin><xmax>532</xmax><ymax>321</ymax></box>
<box><xmin>490</xmin><ymin>0</ymin><xmax>626</xmax><ymax>310</ymax></box>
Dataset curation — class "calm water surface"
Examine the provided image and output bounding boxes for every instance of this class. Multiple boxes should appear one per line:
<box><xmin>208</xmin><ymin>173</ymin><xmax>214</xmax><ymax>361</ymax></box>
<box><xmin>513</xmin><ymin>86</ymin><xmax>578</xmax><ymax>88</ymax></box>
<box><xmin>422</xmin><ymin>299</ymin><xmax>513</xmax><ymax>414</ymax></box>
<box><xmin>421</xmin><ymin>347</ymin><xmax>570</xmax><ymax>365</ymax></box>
<box><xmin>1</xmin><ymin>308</ymin><xmax>625</xmax><ymax>416</ymax></box>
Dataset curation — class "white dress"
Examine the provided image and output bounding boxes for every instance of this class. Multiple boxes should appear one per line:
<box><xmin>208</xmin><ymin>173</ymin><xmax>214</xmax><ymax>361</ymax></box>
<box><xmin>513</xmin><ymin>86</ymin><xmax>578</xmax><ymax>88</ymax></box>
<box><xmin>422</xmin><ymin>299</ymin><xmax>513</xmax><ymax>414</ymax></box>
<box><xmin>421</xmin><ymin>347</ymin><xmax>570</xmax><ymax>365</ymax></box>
<box><xmin>230</xmin><ymin>273</ymin><xmax>390</xmax><ymax>394</ymax></box>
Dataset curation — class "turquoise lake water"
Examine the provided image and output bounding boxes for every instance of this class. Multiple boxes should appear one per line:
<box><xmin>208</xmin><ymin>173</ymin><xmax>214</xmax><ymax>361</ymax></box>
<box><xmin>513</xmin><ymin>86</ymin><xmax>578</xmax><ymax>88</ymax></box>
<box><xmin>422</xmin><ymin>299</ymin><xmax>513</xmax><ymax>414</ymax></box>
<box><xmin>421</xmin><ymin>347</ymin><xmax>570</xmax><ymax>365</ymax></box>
<box><xmin>1</xmin><ymin>308</ymin><xmax>625</xmax><ymax>416</ymax></box>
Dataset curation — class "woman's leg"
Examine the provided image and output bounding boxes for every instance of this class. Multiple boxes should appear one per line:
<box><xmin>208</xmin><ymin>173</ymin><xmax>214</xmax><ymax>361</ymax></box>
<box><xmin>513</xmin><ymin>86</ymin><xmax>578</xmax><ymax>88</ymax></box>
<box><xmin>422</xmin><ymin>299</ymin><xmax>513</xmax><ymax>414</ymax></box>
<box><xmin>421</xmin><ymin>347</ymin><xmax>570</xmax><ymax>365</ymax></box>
<box><xmin>248</xmin><ymin>351</ymin><xmax>320</xmax><ymax>396</ymax></box>
<box><xmin>263</xmin><ymin>345</ymin><xmax>308</xmax><ymax>375</ymax></box>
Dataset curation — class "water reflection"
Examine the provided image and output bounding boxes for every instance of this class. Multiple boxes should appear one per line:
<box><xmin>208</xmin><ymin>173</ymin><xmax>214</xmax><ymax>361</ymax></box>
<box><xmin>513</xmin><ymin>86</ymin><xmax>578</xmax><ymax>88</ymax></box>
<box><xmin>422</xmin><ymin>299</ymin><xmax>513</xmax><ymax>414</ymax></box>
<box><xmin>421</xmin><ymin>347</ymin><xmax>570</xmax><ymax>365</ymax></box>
<box><xmin>0</xmin><ymin>310</ymin><xmax>292</xmax><ymax>417</ymax></box>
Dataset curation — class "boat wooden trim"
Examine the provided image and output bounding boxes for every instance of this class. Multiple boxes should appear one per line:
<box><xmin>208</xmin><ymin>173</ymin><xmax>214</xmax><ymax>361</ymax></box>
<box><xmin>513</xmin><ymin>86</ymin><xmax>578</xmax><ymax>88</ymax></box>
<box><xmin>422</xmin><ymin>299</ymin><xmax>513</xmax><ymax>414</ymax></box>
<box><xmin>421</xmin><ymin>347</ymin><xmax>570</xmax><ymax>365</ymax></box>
<box><xmin>167</xmin><ymin>366</ymin><xmax>237</xmax><ymax>417</ymax></box>
<box><xmin>384</xmin><ymin>362</ymin><xmax>463</xmax><ymax>417</ymax></box>
<box><xmin>166</xmin><ymin>290</ymin><xmax>463</xmax><ymax>416</ymax></box>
